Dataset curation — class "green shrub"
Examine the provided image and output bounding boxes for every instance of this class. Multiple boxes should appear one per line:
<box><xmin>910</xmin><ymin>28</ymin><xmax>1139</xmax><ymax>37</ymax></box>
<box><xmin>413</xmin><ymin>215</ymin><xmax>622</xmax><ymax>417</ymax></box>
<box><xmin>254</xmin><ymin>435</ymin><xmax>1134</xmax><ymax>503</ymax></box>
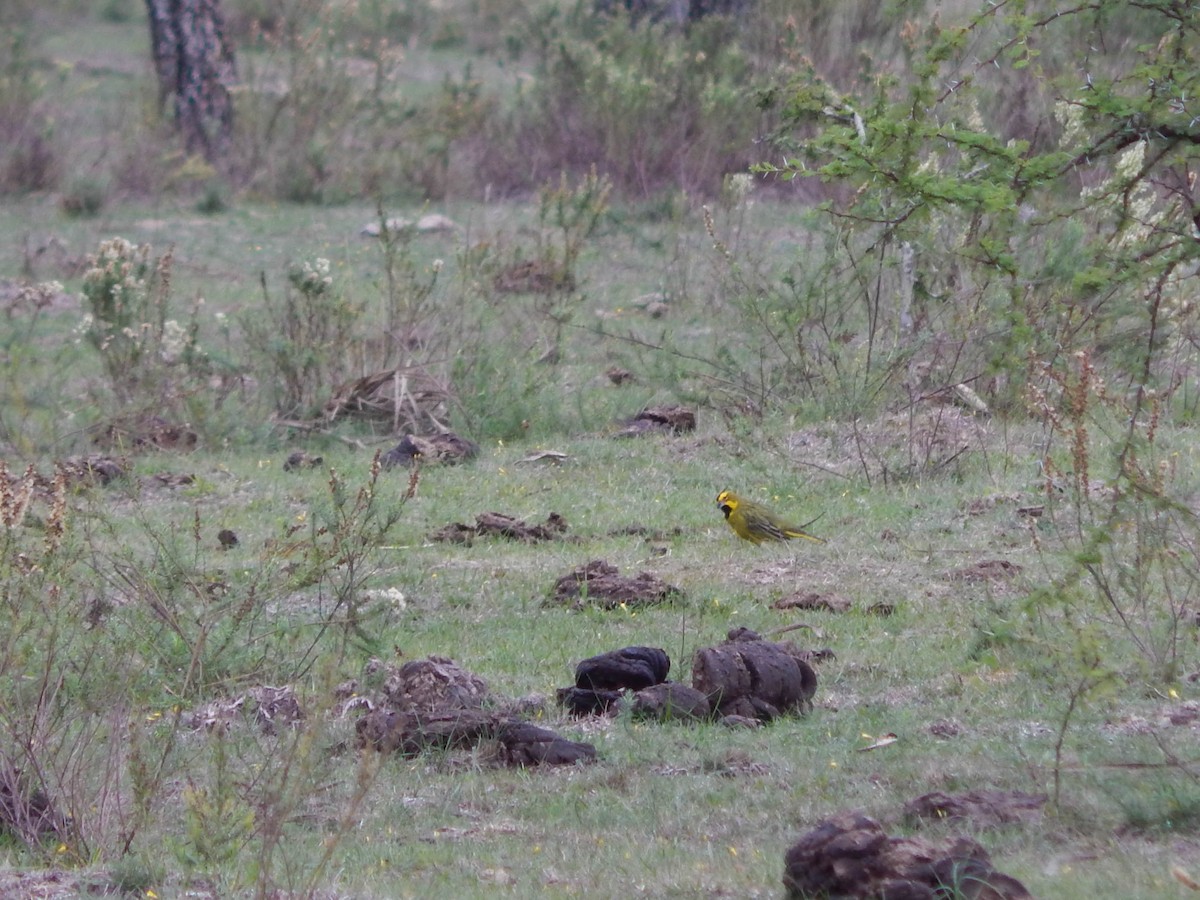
<box><xmin>78</xmin><ymin>238</ymin><xmax>212</xmax><ymax>411</ymax></box>
<box><xmin>60</xmin><ymin>175</ymin><xmax>107</xmax><ymax>217</ymax></box>
<box><xmin>478</xmin><ymin>12</ymin><xmax>768</xmax><ymax>198</ymax></box>
<box><xmin>0</xmin><ymin>30</ymin><xmax>58</xmax><ymax>194</ymax></box>
<box><xmin>240</xmin><ymin>255</ymin><xmax>362</xmax><ymax>418</ymax></box>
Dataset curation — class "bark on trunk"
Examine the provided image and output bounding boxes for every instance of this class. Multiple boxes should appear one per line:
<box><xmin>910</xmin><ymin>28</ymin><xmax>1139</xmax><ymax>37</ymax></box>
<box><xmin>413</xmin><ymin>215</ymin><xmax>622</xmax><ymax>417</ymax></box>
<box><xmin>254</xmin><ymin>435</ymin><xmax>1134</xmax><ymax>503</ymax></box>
<box><xmin>145</xmin><ymin>0</ymin><xmax>236</xmax><ymax>162</ymax></box>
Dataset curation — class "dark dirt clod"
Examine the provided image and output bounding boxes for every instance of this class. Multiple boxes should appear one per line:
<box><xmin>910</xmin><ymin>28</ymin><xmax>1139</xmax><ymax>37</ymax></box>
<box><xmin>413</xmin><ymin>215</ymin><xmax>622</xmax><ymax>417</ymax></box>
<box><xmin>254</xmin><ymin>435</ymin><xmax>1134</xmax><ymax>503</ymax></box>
<box><xmin>149</xmin><ymin>472</ymin><xmax>196</xmax><ymax>487</ymax></box>
<box><xmin>283</xmin><ymin>450</ymin><xmax>324</xmax><ymax>471</ymax></box>
<box><xmin>612</xmin><ymin>404</ymin><xmax>696</xmax><ymax>437</ymax></box>
<box><xmin>719</xmin><ymin>714</ymin><xmax>762</xmax><ymax>729</ymax></box>
<box><xmin>429</xmin><ymin>522</ymin><xmax>478</xmax><ymax>544</ymax></box>
<box><xmin>475</xmin><ymin>511</ymin><xmax>568</xmax><ymax>541</ymax></box>
<box><xmin>546</xmin><ymin>559</ymin><xmax>685</xmax><ymax>610</ymax></box>
<box><xmin>692</xmin><ymin>630</ymin><xmax>818</xmax><ymax>721</ymax></box>
<box><xmin>606</xmin><ymin>366</ymin><xmax>635</xmax><ymax>385</ymax></box>
<box><xmin>381</xmin><ymin>431</ymin><xmax>479</xmax><ymax>468</ymax></box>
<box><xmin>383</xmin><ymin>655</ymin><xmax>490</xmax><ymax>713</ymax></box>
<box><xmin>249</xmin><ymin>685</ymin><xmax>305</xmax><ymax>735</ymax></box>
<box><xmin>91</xmin><ymin>415</ymin><xmax>197</xmax><ymax>452</ymax></box>
<box><xmin>904</xmin><ymin>790</ymin><xmax>1047</xmax><ymax>829</ymax></box>
<box><xmin>493</xmin><ymin>259</ymin><xmax>576</xmax><ymax>294</ymax></box>
<box><xmin>356</xmin><ymin>707</ymin><xmax>498</xmax><ymax>755</ymax></box>
<box><xmin>574</xmin><ymin>646</ymin><xmax>670</xmax><ymax>691</ymax></box>
<box><xmin>783</xmin><ymin>811</ymin><xmax>1033</xmax><ymax>900</ymax></box>
<box><xmin>0</xmin><ymin>767</ymin><xmax>66</xmax><ymax>847</ymax></box>
<box><xmin>495</xmin><ymin>722</ymin><xmax>597</xmax><ymax>767</ymax></box>
<box><xmin>607</xmin><ymin>523</ymin><xmax>684</xmax><ymax>540</ymax></box>
<box><xmin>557</xmin><ymin>686</ymin><xmax>624</xmax><ymax>717</ymax></box>
<box><xmin>630</xmin><ymin>682</ymin><xmax>712</xmax><ymax>722</ymax></box>
<box><xmin>60</xmin><ymin>454</ymin><xmax>127</xmax><ymax>485</ymax></box>
<box><xmin>943</xmin><ymin>559</ymin><xmax>1024</xmax><ymax>582</ymax></box>
<box><xmin>431</xmin><ymin>512</ymin><xmax>568</xmax><ymax>544</ymax></box>
<box><xmin>772</xmin><ymin>591</ymin><xmax>853</xmax><ymax>614</ymax></box>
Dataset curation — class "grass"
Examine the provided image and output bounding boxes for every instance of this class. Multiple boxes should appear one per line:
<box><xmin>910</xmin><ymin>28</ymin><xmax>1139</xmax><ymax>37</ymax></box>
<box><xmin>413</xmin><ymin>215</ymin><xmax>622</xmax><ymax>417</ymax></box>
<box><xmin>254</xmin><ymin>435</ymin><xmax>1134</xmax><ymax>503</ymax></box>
<box><xmin>3</xmin><ymin>5</ymin><xmax>1200</xmax><ymax>899</ymax></box>
<box><xmin>3</xmin><ymin>411</ymin><xmax>1195</xmax><ymax>896</ymax></box>
<box><xmin>5</xmin><ymin>212</ymin><xmax>1199</xmax><ymax>895</ymax></box>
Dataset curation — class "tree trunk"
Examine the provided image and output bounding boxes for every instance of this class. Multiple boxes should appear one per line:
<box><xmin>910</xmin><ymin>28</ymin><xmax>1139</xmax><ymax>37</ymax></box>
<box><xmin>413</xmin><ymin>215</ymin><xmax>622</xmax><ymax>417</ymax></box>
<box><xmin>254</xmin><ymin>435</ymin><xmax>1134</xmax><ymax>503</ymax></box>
<box><xmin>145</xmin><ymin>0</ymin><xmax>236</xmax><ymax>163</ymax></box>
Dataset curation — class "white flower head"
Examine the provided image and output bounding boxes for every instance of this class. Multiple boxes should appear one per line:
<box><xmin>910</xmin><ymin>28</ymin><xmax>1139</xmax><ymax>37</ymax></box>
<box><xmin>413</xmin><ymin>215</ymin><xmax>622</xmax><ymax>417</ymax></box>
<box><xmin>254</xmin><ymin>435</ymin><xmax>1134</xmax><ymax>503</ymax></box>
<box><xmin>1115</xmin><ymin>141</ymin><xmax>1146</xmax><ymax>181</ymax></box>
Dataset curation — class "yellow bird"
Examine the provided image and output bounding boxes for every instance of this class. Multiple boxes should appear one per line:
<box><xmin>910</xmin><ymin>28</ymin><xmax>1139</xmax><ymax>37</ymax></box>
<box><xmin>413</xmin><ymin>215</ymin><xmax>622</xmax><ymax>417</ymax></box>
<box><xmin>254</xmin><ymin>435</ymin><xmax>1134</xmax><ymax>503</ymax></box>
<box><xmin>716</xmin><ymin>490</ymin><xmax>825</xmax><ymax>545</ymax></box>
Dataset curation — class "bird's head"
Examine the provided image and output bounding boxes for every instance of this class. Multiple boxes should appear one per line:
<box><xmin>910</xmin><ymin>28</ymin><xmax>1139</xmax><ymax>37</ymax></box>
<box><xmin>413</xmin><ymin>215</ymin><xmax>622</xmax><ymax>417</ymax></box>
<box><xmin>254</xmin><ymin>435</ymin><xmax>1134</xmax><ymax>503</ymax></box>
<box><xmin>716</xmin><ymin>490</ymin><xmax>739</xmax><ymax>519</ymax></box>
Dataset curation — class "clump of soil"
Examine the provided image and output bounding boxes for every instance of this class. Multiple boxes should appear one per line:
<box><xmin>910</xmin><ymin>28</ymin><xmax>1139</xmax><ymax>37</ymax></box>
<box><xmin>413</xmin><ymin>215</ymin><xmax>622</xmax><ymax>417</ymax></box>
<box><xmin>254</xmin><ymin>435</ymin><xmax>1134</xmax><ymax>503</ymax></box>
<box><xmin>495</xmin><ymin>723</ymin><xmax>596</xmax><ymax>767</ymax></box>
<box><xmin>612</xmin><ymin>404</ymin><xmax>696</xmax><ymax>437</ymax></box>
<box><xmin>772</xmin><ymin>591</ymin><xmax>853</xmax><ymax>614</ymax></box>
<box><xmin>493</xmin><ymin>259</ymin><xmax>576</xmax><ymax>294</ymax></box>
<box><xmin>381</xmin><ymin>431</ymin><xmax>478</xmax><ymax>468</ymax></box>
<box><xmin>381</xmin><ymin>655</ymin><xmax>490</xmax><ymax>713</ymax></box>
<box><xmin>904</xmin><ymin>790</ymin><xmax>1047</xmax><ymax>829</ymax></box>
<box><xmin>546</xmin><ymin>559</ymin><xmax>685</xmax><ymax>610</ymax></box>
<box><xmin>574</xmin><ymin>646</ymin><xmax>670</xmax><ymax>691</ymax></box>
<box><xmin>91</xmin><ymin>414</ymin><xmax>197</xmax><ymax>452</ymax></box>
<box><xmin>186</xmin><ymin>685</ymin><xmax>305</xmax><ymax>735</ymax></box>
<box><xmin>283</xmin><ymin>450</ymin><xmax>324</xmax><ymax>471</ymax></box>
<box><xmin>783</xmin><ymin>811</ymin><xmax>1033</xmax><ymax>900</ymax></box>
<box><xmin>430</xmin><ymin>511</ymin><xmax>569</xmax><ymax>545</ymax></box>
<box><xmin>943</xmin><ymin>559</ymin><xmax>1024</xmax><ymax>582</ymax></box>
<box><xmin>0</xmin><ymin>766</ymin><xmax>66</xmax><ymax>847</ymax></box>
<box><xmin>560</xmin><ymin>645</ymin><xmax>704</xmax><ymax>720</ymax></box>
<box><xmin>560</xmin><ymin>632</ymin><xmax>821</xmax><ymax>726</ymax></box>
<box><xmin>354</xmin><ymin>655</ymin><xmax>595</xmax><ymax>768</ymax></box>
<box><xmin>692</xmin><ymin>627</ymin><xmax>818</xmax><ymax>722</ymax></box>
<box><xmin>629</xmin><ymin>682</ymin><xmax>712</xmax><ymax>722</ymax></box>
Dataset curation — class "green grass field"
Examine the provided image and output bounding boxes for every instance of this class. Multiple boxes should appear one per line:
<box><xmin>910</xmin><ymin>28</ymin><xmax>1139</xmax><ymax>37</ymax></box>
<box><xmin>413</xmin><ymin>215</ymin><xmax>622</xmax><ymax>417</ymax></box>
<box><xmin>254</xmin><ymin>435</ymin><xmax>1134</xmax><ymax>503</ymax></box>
<box><xmin>3</xmin><ymin>3</ymin><xmax>1200</xmax><ymax>898</ymax></box>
